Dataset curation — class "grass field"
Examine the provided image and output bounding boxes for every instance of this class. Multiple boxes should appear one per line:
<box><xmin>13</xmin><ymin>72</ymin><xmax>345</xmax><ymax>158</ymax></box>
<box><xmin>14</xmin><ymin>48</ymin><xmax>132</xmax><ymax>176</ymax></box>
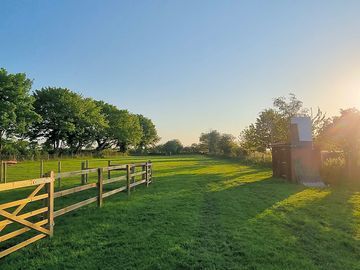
<box><xmin>1</xmin><ymin>155</ymin><xmax>360</xmax><ymax>269</ymax></box>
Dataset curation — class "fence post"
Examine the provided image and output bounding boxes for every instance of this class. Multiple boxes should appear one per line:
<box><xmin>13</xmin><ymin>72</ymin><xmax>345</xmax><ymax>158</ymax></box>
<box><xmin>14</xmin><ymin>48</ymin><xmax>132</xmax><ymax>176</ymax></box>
<box><xmin>40</xmin><ymin>160</ymin><xmax>44</xmax><ymax>177</ymax></box>
<box><xmin>81</xmin><ymin>161</ymin><xmax>86</xmax><ymax>185</ymax></box>
<box><xmin>145</xmin><ymin>162</ymin><xmax>149</xmax><ymax>187</ymax></box>
<box><xmin>126</xmin><ymin>164</ymin><xmax>131</xmax><ymax>196</ymax></box>
<box><xmin>97</xmin><ymin>168</ymin><xmax>103</xmax><ymax>207</ymax></box>
<box><xmin>131</xmin><ymin>165</ymin><xmax>136</xmax><ymax>190</ymax></box>
<box><xmin>45</xmin><ymin>171</ymin><xmax>55</xmax><ymax>237</ymax></box>
<box><xmin>142</xmin><ymin>163</ymin><xmax>146</xmax><ymax>184</ymax></box>
<box><xmin>57</xmin><ymin>161</ymin><xmax>61</xmax><ymax>188</ymax></box>
<box><xmin>107</xmin><ymin>160</ymin><xmax>111</xmax><ymax>179</ymax></box>
<box><xmin>148</xmin><ymin>160</ymin><xmax>152</xmax><ymax>184</ymax></box>
<box><xmin>3</xmin><ymin>162</ymin><xmax>7</xmax><ymax>183</ymax></box>
<box><xmin>0</xmin><ymin>161</ymin><xmax>2</xmax><ymax>183</ymax></box>
<box><xmin>85</xmin><ymin>160</ymin><xmax>89</xmax><ymax>183</ymax></box>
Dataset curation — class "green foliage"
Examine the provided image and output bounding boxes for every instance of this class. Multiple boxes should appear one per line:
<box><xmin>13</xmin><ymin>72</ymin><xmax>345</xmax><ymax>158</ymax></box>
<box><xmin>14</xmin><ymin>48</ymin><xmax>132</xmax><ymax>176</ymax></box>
<box><xmin>318</xmin><ymin>108</ymin><xmax>360</xmax><ymax>179</ymax></box>
<box><xmin>321</xmin><ymin>157</ymin><xmax>346</xmax><ymax>185</ymax></box>
<box><xmin>0</xmin><ymin>68</ymin><xmax>158</xmax><ymax>157</ymax></box>
<box><xmin>137</xmin><ymin>114</ymin><xmax>160</xmax><ymax>150</ymax></box>
<box><xmin>1</xmin><ymin>155</ymin><xmax>360</xmax><ymax>270</ymax></box>
<box><xmin>93</xmin><ymin>102</ymin><xmax>143</xmax><ymax>152</ymax></box>
<box><xmin>199</xmin><ymin>131</ymin><xmax>243</xmax><ymax>157</ymax></box>
<box><xmin>0</xmin><ymin>68</ymin><xmax>40</xmax><ymax>151</ymax></box>
<box><xmin>31</xmin><ymin>87</ymin><xmax>107</xmax><ymax>153</ymax></box>
<box><xmin>161</xmin><ymin>139</ymin><xmax>183</xmax><ymax>155</ymax></box>
<box><xmin>32</xmin><ymin>87</ymin><xmax>83</xmax><ymax>150</ymax></box>
<box><xmin>0</xmin><ymin>139</ymin><xmax>41</xmax><ymax>159</ymax></box>
<box><xmin>66</xmin><ymin>97</ymin><xmax>108</xmax><ymax>153</ymax></box>
<box><xmin>199</xmin><ymin>130</ymin><xmax>222</xmax><ymax>154</ymax></box>
<box><xmin>240</xmin><ymin>94</ymin><xmax>328</xmax><ymax>152</ymax></box>
<box><xmin>113</xmin><ymin>111</ymin><xmax>142</xmax><ymax>152</ymax></box>
<box><xmin>218</xmin><ymin>134</ymin><xmax>238</xmax><ymax>157</ymax></box>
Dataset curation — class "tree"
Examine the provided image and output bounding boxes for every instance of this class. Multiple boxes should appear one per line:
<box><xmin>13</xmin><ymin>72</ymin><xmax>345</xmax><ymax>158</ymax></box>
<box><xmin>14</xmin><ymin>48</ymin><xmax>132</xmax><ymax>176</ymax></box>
<box><xmin>240</xmin><ymin>124</ymin><xmax>259</xmax><ymax>152</ymax></box>
<box><xmin>94</xmin><ymin>102</ymin><xmax>146</xmax><ymax>153</ymax></box>
<box><xmin>162</xmin><ymin>139</ymin><xmax>183</xmax><ymax>155</ymax></box>
<box><xmin>93</xmin><ymin>101</ymin><xmax>119</xmax><ymax>151</ymax></box>
<box><xmin>218</xmin><ymin>134</ymin><xmax>239</xmax><ymax>157</ymax></box>
<box><xmin>65</xmin><ymin>98</ymin><xmax>108</xmax><ymax>153</ymax></box>
<box><xmin>137</xmin><ymin>114</ymin><xmax>160</xmax><ymax>150</ymax></box>
<box><xmin>114</xmin><ymin>111</ymin><xmax>142</xmax><ymax>152</ymax></box>
<box><xmin>199</xmin><ymin>130</ymin><xmax>221</xmax><ymax>154</ymax></box>
<box><xmin>240</xmin><ymin>94</ymin><xmax>328</xmax><ymax>152</ymax></box>
<box><xmin>31</xmin><ymin>87</ymin><xmax>107</xmax><ymax>153</ymax></box>
<box><xmin>318</xmin><ymin>108</ymin><xmax>360</xmax><ymax>179</ymax></box>
<box><xmin>0</xmin><ymin>68</ymin><xmax>40</xmax><ymax>151</ymax></box>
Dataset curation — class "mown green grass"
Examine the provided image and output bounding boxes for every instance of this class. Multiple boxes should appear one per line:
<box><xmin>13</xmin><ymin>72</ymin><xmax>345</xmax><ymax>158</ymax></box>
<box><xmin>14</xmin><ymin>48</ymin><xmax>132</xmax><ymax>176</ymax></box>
<box><xmin>1</xmin><ymin>155</ymin><xmax>360</xmax><ymax>269</ymax></box>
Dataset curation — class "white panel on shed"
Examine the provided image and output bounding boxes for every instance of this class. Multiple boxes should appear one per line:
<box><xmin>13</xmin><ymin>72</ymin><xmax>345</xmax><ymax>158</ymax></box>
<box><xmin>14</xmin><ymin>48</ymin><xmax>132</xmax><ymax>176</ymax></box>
<box><xmin>291</xmin><ymin>117</ymin><xmax>312</xmax><ymax>142</ymax></box>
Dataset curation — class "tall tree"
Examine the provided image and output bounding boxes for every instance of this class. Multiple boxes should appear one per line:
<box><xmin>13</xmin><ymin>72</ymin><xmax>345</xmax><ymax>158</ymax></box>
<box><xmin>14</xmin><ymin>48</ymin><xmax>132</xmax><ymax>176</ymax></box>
<box><xmin>199</xmin><ymin>130</ymin><xmax>221</xmax><ymax>154</ymax></box>
<box><xmin>65</xmin><ymin>98</ymin><xmax>108</xmax><ymax>153</ymax></box>
<box><xmin>93</xmin><ymin>101</ymin><xmax>119</xmax><ymax>151</ymax></box>
<box><xmin>162</xmin><ymin>139</ymin><xmax>183</xmax><ymax>155</ymax></box>
<box><xmin>114</xmin><ymin>111</ymin><xmax>143</xmax><ymax>152</ymax></box>
<box><xmin>31</xmin><ymin>87</ymin><xmax>106</xmax><ymax>152</ymax></box>
<box><xmin>240</xmin><ymin>94</ymin><xmax>328</xmax><ymax>152</ymax></box>
<box><xmin>137</xmin><ymin>114</ymin><xmax>160</xmax><ymax>150</ymax></box>
<box><xmin>218</xmin><ymin>134</ymin><xmax>238</xmax><ymax>156</ymax></box>
<box><xmin>94</xmin><ymin>102</ymin><xmax>145</xmax><ymax>152</ymax></box>
<box><xmin>0</xmin><ymin>68</ymin><xmax>40</xmax><ymax>151</ymax></box>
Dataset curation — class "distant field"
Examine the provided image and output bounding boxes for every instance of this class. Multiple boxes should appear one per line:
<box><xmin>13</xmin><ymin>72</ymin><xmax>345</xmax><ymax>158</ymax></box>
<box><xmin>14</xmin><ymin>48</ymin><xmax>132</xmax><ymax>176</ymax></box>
<box><xmin>1</xmin><ymin>155</ymin><xmax>360</xmax><ymax>269</ymax></box>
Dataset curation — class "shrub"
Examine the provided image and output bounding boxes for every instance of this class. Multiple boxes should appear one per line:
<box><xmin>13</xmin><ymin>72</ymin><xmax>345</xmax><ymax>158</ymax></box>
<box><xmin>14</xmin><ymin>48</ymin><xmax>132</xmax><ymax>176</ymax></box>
<box><xmin>321</xmin><ymin>157</ymin><xmax>346</xmax><ymax>185</ymax></box>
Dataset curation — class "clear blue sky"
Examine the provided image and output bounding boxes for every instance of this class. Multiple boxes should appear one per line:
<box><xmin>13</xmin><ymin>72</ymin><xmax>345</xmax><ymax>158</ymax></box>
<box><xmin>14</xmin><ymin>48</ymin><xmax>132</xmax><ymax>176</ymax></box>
<box><xmin>1</xmin><ymin>1</ymin><xmax>360</xmax><ymax>145</ymax></box>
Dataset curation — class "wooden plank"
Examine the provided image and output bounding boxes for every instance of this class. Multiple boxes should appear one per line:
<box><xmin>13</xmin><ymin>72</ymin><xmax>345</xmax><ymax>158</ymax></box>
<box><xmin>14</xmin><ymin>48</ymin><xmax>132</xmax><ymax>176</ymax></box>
<box><xmin>0</xmin><ymin>233</ymin><xmax>47</xmax><ymax>259</ymax></box>
<box><xmin>57</xmin><ymin>161</ymin><xmax>62</xmax><ymax>188</ymax></box>
<box><xmin>0</xmin><ymin>160</ymin><xmax>3</xmax><ymax>183</ymax></box>
<box><xmin>0</xmin><ymin>219</ymin><xmax>48</xmax><ymax>242</ymax></box>
<box><xmin>126</xmin><ymin>165</ymin><xmax>130</xmax><ymax>196</ymax></box>
<box><xmin>54</xmin><ymin>196</ymin><xmax>97</xmax><ymax>218</ymax></box>
<box><xmin>133</xmin><ymin>162</ymin><xmax>147</xmax><ymax>167</ymax></box>
<box><xmin>97</xmin><ymin>168</ymin><xmax>103</xmax><ymax>207</ymax></box>
<box><xmin>0</xmin><ymin>209</ymin><xmax>51</xmax><ymax>235</ymax></box>
<box><xmin>131</xmin><ymin>166</ymin><xmax>136</xmax><ymax>191</ymax></box>
<box><xmin>0</xmin><ymin>177</ymin><xmax>52</xmax><ymax>191</ymax></box>
<box><xmin>130</xmin><ymin>171</ymin><xmax>146</xmax><ymax>177</ymax></box>
<box><xmin>107</xmin><ymin>160</ymin><xmax>111</xmax><ymax>179</ymax></box>
<box><xmin>130</xmin><ymin>179</ymin><xmax>146</xmax><ymax>188</ymax></box>
<box><xmin>103</xmin><ymin>175</ymin><xmax>126</xmax><ymax>185</ymax></box>
<box><xmin>54</xmin><ymin>183</ymin><xmax>97</xmax><ymax>198</ymax></box>
<box><xmin>3</xmin><ymin>162</ymin><xmax>7</xmax><ymax>183</ymax></box>
<box><xmin>145</xmin><ymin>162</ymin><xmax>149</xmax><ymax>187</ymax></box>
<box><xmin>104</xmin><ymin>164</ymin><xmax>127</xmax><ymax>171</ymax></box>
<box><xmin>59</xmin><ymin>168</ymin><xmax>98</xmax><ymax>178</ymax></box>
<box><xmin>45</xmin><ymin>172</ymin><xmax>54</xmax><ymax>237</ymax></box>
<box><xmin>81</xmin><ymin>161</ymin><xmax>86</xmax><ymax>184</ymax></box>
<box><xmin>102</xmin><ymin>186</ymin><xmax>127</xmax><ymax>199</ymax></box>
<box><xmin>0</xmin><ymin>194</ymin><xmax>48</xmax><ymax>210</ymax></box>
<box><xmin>0</xmin><ymin>207</ymin><xmax>48</xmax><ymax>229</ymax></box>
<box><xmin>85</xmin><ymin>160</ymin><xmax>89</xmax><ymax>183</ymax></box>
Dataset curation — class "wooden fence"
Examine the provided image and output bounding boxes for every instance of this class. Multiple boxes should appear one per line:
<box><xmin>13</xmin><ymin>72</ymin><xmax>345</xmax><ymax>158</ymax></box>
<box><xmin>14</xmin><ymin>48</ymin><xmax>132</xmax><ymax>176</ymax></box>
<box><xmin>0</xmin><ymin>161</ymin><xmax>153</xmax><ymax>259</ymax></box>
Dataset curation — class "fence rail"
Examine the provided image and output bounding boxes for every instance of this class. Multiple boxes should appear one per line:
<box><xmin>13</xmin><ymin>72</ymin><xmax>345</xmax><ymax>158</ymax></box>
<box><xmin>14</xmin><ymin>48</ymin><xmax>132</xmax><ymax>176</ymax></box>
<box><xmin>0</xmin><ymin>161</ymin><xmax>153</xmax><ymax>259</ymax></box>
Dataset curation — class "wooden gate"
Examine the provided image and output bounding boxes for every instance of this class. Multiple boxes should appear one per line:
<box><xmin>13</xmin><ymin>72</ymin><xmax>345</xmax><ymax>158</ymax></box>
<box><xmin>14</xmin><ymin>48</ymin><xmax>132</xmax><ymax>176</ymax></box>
<box><xmin>0</xmin><ymin>172</ymin><xmax>55</xmax><ymax>259</ymax></box>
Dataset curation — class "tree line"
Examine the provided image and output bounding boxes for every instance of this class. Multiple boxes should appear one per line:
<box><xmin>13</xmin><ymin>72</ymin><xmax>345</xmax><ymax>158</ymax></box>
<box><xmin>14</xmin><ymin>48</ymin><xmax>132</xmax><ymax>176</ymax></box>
<box><xmin>157</xmin><ymin>93</ymin><xmax>360</xmax><ymax>181</ymax></box>
<box><xmin>0</xmin><ymin>68</ymin><xmax>159</xmax><ymax>157</ymax></box>
<box><xmin>197</xmin><ymin>94</ymin><xmax>360</xmax><ymax>181</ymax></box>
